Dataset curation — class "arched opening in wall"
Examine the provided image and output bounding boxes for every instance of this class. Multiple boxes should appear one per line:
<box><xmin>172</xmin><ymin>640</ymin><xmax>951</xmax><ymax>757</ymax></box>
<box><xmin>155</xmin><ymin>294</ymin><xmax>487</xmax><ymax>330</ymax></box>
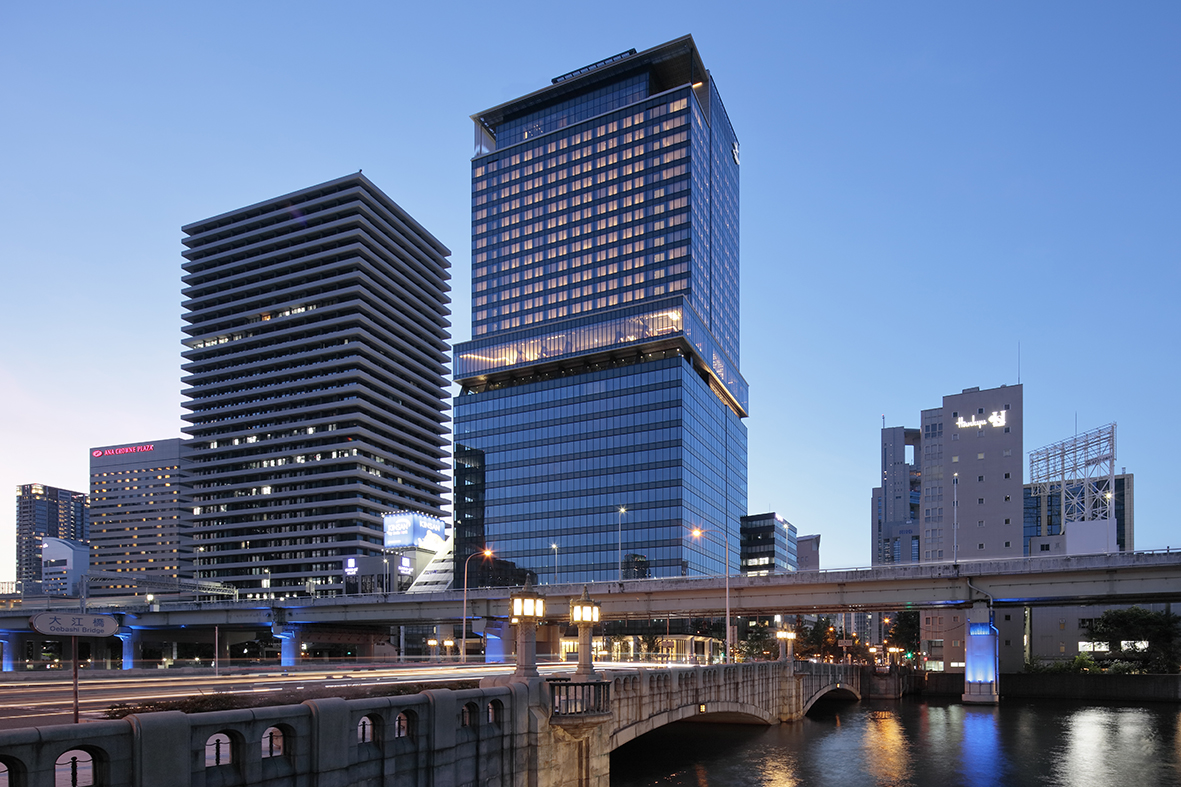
<box><xmin>487</xmin><ymin>699</ymin><xmax>504</xmax><ymax>726</ymax></box>
<box><xmin>461</xmin><ymin>701</ymin><xmax>479</xmax><ymax>728</ymax></box>
<box><xmin>357</xmin><ymin>714</ymin><xmax>382</xmax><ymax>746</ymax></box>
<box><xmin>55</xmin><ymin>749</ymin><xmax>96</xmax><ymax>787</ymax></box>
<box><xmin>261</xmin><ymin>726</ymin><xmax>285</xmax><ymax>759</ymax></box>
<box><xmin>0</xmin><ymin>756</ymin><xmax>19</xmax><ymax>787</ymax></box>
<box><xmin>205</xmin><ymin>732</ymin><xmax>236</xmax><ymax>768</ymax></box>
<box><xmin>394</xmin><ymin>710</ymin><xmax>416</xmax><ymax>739</ymax></box>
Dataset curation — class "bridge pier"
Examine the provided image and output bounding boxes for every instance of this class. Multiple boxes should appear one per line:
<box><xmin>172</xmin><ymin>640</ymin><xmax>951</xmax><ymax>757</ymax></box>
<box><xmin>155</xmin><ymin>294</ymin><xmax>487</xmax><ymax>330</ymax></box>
<box><xmin>962</xmin><ymin>602</ymin><xmax>1000</xmax><ymax>704</ymax></box>
<box><xmin>273</xmin><ymin>623</ymin><xmax>301</xmax><ymax>667</ymax></box>
<box><xmin>116</xmin><ymin>626</ymin><xmax>140</xmax><ymax>670</ymax></box>
<box><xmin>0</xmin><ymin>632</ymin><xmax>22</xmax><ymax>671</ymax></box>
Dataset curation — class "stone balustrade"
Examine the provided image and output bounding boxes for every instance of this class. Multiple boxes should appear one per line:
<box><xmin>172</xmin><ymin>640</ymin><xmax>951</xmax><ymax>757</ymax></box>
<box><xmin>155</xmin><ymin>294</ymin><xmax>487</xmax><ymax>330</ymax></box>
<box><xmin>0</xmin><ymin>661</ymin><xmax>860</xmax><ymax>787</ymax></box>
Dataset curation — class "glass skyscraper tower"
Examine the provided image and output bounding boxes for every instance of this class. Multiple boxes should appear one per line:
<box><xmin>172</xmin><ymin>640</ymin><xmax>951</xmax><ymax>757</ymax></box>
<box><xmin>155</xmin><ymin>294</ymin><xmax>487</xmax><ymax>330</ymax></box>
<box><xmin>454</xmin><ymin>36</ymin><xmax>747</xmax><ymax>586</ymax></box>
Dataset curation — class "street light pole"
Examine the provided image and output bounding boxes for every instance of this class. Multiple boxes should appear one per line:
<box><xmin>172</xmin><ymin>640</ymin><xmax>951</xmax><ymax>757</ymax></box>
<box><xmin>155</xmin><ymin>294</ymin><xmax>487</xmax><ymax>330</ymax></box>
<box><xmin>461</xmin><ymin>548</ymin><xmax>492</xmax><ymax>664</ymax></box>
<box><xmin>691</xmin><ymin>527</ymin><xmax>732</xmax><ymax>663</ymax></box>
<box><xmin>551</xmin><ymin>543</ymin><xmax>558</xmax><ymax>584</ymax></box>
<box><xmin>617</xmin><ymin>506</ymin><xmax>626</xmax><ymax>581</ymax></box>
<box><xmin>953</xmin><ymin>472</ymin><xmax>959</xmax><ymax>564</ymax></box>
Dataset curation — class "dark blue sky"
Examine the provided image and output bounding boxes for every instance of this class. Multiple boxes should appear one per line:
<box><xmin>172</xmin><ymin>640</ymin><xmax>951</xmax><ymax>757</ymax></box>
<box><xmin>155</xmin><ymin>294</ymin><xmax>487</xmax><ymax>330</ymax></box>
<box><xmin>1</xmin><ymin>1</ymin><xmax>1177</xmax><ymax>575</ymax></box>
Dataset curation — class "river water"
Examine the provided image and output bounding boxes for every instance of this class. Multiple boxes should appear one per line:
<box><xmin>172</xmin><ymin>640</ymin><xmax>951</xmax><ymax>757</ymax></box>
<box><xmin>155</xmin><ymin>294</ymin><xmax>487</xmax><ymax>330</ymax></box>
<box><xmin>610</xmin><ymin>696</ymin><xmax>1181</xmax><ymax>787</ymax></box>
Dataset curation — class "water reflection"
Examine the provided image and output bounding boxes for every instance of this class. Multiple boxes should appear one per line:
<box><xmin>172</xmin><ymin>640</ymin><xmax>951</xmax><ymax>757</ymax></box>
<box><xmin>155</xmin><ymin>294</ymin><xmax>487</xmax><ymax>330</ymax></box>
<box><xmin>611</xmin><ymin>698</ymin><xmax>1181</xmax><ymax>787</ymax></box>
<box><xmin>960</xmin><ymin>707</ymin><xmax>1003</xmax><ymax>787</ymax></box>
<box><xmin>862</xmin><ymin>711</ymin><xmax>911</xmax><ymax>785</ymax></box>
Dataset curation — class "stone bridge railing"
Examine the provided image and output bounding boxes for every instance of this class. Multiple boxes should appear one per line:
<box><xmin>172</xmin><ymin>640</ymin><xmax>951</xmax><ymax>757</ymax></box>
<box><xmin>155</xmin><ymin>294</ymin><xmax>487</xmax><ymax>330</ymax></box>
<box><xmin>0</xmin><ymin>684</ymin><xmax>539</xmax><ymax>787</ymax></box>
<box><xmin>0</xmin><ymin>662</ymin><xmax>861</xmax><ymax>787</ymax></box>
<box><xmin>607</xmin><ymin>661</ymin><xmax>860</xmax><ymax>750</ymax></box>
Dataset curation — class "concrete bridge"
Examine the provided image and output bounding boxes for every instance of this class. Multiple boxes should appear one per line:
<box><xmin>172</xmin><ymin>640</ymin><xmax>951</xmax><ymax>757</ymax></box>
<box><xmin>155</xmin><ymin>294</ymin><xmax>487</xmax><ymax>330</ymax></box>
<box><xmin>0</xmin><ymin>661</ymin><xmax>858</xmax><ymax>787</ymax></box>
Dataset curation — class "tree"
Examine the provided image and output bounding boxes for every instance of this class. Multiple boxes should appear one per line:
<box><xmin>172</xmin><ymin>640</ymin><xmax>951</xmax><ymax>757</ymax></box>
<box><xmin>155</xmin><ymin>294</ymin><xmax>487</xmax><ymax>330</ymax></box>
<box><xmin>1086</xmin><ymin>607</ymin><xmax>1180</xmax><ymax>674</ymax></box>
<box><xmin>737</xmin><ymin>623</ymin><xmax>774</xmax><ymax>661</ymax></box>
<box><xmin>639</xmin><ymin>633</ymin><xmax>661</xmax><ymax>660</ymax></box>
<box><xmin>796</xmin><ymin>617</ymin><xmax>842</xmax><ymax>661</ymax></box>
<box><xmin>886</xmin><ymin>611</ymin><xmax>921</xmax><ymax>660</ymax></box>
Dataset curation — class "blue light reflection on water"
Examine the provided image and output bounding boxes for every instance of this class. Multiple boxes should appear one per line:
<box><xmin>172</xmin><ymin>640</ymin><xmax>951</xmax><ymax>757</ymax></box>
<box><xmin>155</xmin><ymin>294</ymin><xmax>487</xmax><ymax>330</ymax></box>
<box><xmin>609</xmin><ymin>698</ymin><xmax>1181</xmax><ymax>787</ymax></box>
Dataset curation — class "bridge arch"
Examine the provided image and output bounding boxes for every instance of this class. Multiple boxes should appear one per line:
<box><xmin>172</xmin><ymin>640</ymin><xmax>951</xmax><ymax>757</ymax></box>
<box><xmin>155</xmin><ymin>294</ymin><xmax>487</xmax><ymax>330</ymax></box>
<box><xmin>801</xmin><ymin>683</ymin><xmax>861</xmax><ymax>715</ymax></box>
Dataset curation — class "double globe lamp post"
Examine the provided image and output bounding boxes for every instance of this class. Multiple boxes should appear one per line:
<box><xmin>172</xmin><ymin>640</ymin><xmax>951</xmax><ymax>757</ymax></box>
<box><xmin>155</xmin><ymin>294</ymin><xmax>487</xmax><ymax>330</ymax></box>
<box><xmin>510</xmin><ymin>579</ymin><xmax>546</xmax><ymax>678</ymax></box>
<box><xmin>570</xmin><ymin>586</ymin><xmax>601</xmax><ymax>676</ymax></box>
<box><xmin>776</xmin><ymin>628</ymin><xmax>796</xmax><ymax>662</ymax></box>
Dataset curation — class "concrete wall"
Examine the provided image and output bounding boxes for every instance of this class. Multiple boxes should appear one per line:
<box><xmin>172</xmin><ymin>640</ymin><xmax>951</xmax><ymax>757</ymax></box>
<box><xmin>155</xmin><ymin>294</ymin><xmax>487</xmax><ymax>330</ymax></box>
<box><xmin>0</xmin><ymin>686</ymin><xmax>529</xmax><ymax>787</ymax></box>
<box><xmin>0</xmin><ymin>663</ymin><xmax>863</xmax><ymax>787</ymax></box>
<box><xmin>999</xmin><ymin>673</ymin><xmax>1181</xmax><ymax>702</ymax></box>
<box><xmin>920</xmin><ymin>671</ymin><xmax>1181</xmax><ymax>701</ymax></box>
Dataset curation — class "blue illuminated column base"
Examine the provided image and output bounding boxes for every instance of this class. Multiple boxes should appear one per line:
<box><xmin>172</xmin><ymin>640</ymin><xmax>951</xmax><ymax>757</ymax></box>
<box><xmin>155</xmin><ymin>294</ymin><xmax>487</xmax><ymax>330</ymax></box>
<box><xmin>273</xmin><ymin>624</ymin><xmax>301</xmax><ymax>667</ymax></box>
<box><xmin>116</xmin><ymin>627</ymin><xmax>140</xmax><ymax>670</ymax></box>
<box><xmin>0</xmin><ymin>634</ymin><xmax>19</xmax><ymax>672</ymax></box>
<box><xmin>962</xmin><ymin>606</ymin><xmax>999</xmax><ymax>705</ymax></box>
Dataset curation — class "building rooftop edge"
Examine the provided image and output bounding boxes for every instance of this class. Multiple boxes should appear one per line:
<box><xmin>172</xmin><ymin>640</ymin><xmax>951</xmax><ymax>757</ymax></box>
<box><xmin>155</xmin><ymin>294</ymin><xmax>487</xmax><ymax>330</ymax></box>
<box><xmin>470</xmin><ymin>34</ymin><xmax>702</xmax><ymax>130</ymax></box>
<box><xmin>181</xmin><ymin>172</ymin><xmax>452</xmax><ymax>258</ymax></box>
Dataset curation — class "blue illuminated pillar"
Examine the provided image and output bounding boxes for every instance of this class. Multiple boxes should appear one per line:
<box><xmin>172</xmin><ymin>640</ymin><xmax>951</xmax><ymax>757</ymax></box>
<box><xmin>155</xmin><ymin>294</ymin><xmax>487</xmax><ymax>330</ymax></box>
<box><xmin>0</xmin><ymin>633</ymin><xmax>20</xmax><ymax>672</ymax></box>
<box><xmin>962</xmin><ymin>603</ymin><xmax>999</xmax><ymax>704</ymax></box>
<box><xmin>116</xmin><ymin>627</ymin><xmax>141</xmax><ymax>670</ymax></box>
<box><xmin>273</xmin><ymin>623</ymin><xmax>301</xmax><ymax>667</ymax></box>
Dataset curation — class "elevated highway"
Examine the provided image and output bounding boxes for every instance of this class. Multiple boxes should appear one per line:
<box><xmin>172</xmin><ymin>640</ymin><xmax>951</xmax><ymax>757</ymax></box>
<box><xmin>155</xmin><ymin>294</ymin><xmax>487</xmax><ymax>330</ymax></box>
<box><xmin>2</xmin><ymin>551</ymin><xmax>1180</xmax><ymax>635</ymax></box>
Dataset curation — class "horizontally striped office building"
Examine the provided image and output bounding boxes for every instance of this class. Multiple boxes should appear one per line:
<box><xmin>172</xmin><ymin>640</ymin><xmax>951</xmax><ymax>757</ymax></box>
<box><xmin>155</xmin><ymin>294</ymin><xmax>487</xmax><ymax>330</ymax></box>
<box><xmin>180</xmin><ymin>174</ymin><xmax>452</xmax><ymax>597</ymax></box>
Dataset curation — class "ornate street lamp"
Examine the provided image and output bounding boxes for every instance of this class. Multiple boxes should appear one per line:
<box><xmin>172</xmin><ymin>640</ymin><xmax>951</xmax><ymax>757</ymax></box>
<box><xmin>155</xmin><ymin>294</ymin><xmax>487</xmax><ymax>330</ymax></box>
<box><xmin>510</xmin><ymin>579</ymin><xmax>546</xmax><ymax>678</ymax></box>
<box><xmin>776</xmin><ymin>628</ymin><xmax>796</xmax><ymax>662</ymax></box>
<box><xmin>570</xmin><ymin>586</ymin><xmax>601</xmax><ymax>676</ymax></box>
<box><xmin>427</xmin><ymin>637</ymin><xmax>439</xmax><ymax>662</ymax></box>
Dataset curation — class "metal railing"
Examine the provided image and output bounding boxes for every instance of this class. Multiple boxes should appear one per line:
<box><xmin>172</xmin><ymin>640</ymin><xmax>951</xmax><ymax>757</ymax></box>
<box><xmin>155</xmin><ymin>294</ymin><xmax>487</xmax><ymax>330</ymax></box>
<box><xmin>549</xmin><ymin>679</ymin><xmax>611</xmax><ymax>717</ymax></box>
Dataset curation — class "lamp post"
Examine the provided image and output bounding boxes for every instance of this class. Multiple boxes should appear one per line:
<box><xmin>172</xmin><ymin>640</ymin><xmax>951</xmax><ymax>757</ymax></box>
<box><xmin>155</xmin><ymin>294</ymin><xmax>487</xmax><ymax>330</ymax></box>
<box><xmin>617</xmin><ymin>506</ymin><xmax>626</xmax><ymax>581</ymax></box>
<box><xmin>691</xmin><ymin>527</ymin><xmax>732</xmax><ymax>663</ymax></box>
<box><xmin>443</xmin><ymin>639</ymin><xmax>454</xmax><ymax>660</ymax></box>
<box><xmin>551</xmin><ymin>543</ymin><xmax>559</xmax><ymax>584</ymax></box>
<box><xmin>953</xmin><ymin>472</ymin><xmax>959</xmax><ymax>564</ymax></box>
<box><xmin>382</xmin><ymin>558</ymin><xmax>389</xmax><ymax>593</ymax></box>
<box><xmin>776</xmin><ymin>628</ymin><xmax>796</xmax><ymax>662</ymax></box>
<box><xmin>461</xmin><ymin>548</ymin><xmax>493</xmax><ymax>664</ymax></box>
<box><xmin>570</xmin><ymin>586</ymin><xmax>601</xmax><ymax>676</ymax></box>
<box><xmin>510</xmin><ymin>579</ymin><xmax>546</xmax><ymax>678</ymax></box>
<box><xmin>427</xmin><ymin>638</ymin><xmax>438</xmax><ymax>662</ymax></box>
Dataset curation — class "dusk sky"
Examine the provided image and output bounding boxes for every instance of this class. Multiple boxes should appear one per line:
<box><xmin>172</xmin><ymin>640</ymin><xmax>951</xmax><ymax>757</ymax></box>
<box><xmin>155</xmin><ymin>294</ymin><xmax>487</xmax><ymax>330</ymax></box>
<box><xmin>2</xmin><ymin>2</ymin><xmax>1178</xmax><ymax>580</ymax></box>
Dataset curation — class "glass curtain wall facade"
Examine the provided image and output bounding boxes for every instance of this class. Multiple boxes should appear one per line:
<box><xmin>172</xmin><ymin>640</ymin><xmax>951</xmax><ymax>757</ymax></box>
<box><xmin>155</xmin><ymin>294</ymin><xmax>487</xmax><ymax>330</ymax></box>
<box><xmin>454</xmin><ymin>36</ymin><xmax>747</xmax><ymax>586</ymax></box>
<box><xmin>181</xmin><ymin>174</ymin><xmax>452</xmax><ymax>597</ymax></box>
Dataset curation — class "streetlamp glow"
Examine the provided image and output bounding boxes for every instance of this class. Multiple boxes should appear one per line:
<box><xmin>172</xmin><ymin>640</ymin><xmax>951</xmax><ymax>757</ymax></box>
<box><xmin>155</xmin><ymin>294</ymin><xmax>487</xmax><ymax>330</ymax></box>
<box><xmin>461</xmin><ymin>548</ymin><xmax>493</xmax><ymax>664</ymax></box>
<box><xmin>570</xmin><ymin>586</ymin><xmax>601</xmax><ymax>676</ymax></box>
<box><xmin>776</xmin><ymin>628</ymin><xmax>796</xmax><ymax>662</ymax></box>
<box><xmin>510</xmin><ymin>579</ymin><xmax>546</xmax><ymax>678</ymax></box>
